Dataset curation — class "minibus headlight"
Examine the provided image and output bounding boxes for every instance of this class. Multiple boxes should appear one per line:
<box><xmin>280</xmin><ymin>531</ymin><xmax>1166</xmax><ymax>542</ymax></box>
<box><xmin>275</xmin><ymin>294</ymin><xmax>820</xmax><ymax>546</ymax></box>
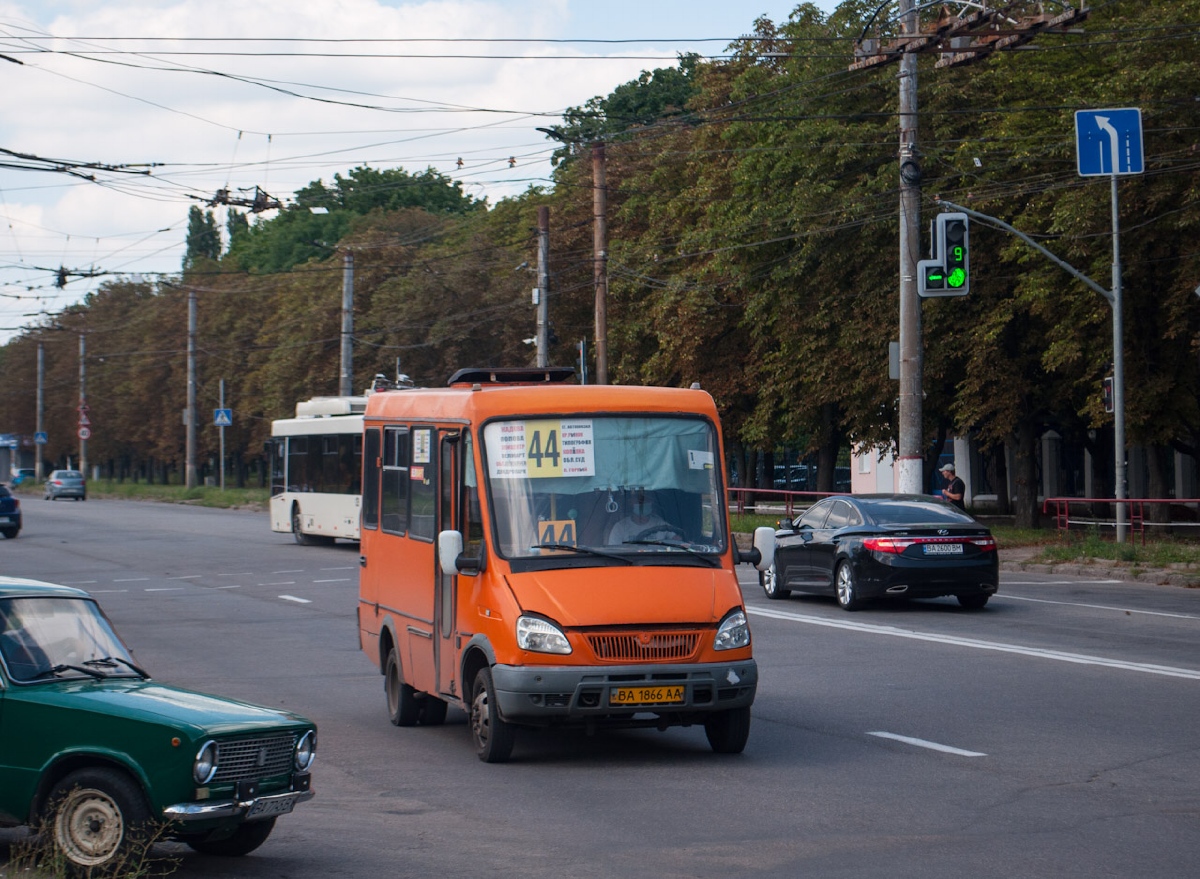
<box><xmin>193</xmin><ymin>740</ymin><xmax>218</xmax><ymax>785</ymax></box>
<box><xmin>294</xmin><ymin>730</ymin><xmax>317</xmax><ymax>771</ymax></box>
<box><xmin>714</xmin><ymin>610</ymin><xmax>750</xmax><ymax>651</ymax></box>
<box><xmin>516</xmin><ymin>615</ymin><xmax>572</xmax><ymax>654</ymax></box>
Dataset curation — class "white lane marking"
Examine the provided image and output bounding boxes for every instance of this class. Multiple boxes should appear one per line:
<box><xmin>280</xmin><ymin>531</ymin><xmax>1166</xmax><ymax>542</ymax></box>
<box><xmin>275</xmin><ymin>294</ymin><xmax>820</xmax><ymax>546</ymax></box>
<box><xmin>114</xmin><ymin>578</ymin><xmax>149</xmax><ymax>583</ymax></box>
<box><xmin>145</xmin><ymin>587</ymin><xmax>185</xmax><ymax>592</ymax></box>
<box><xmin>314</xmin><ymin>578</ymin><xmax>350</xmax><ymax>583</ymax></box>
<box><xmin>273</xmin><ymin>570</ymin><xmax>305</xmax><ymax>574</ymax></box>
<box><xmin>90</xmin><ymin>589</ymin><xmax>128</xmax><ymax>594</ymax></box>
<box><xmin>747</xmin><ymin>606</ymin><xmax>1200</xmax><ymax>680</ymax></box>
<box><xmin>217</xmin><ymin>585</ymin><xmax>242</xmax><ymax>590</ymax></box>
<box><xmin>279</xmin><ymin>595</ymin><xmax>311</xmax><ymax>604</ymax></box>
<box><xmin>321</xmin><ymin>566</ymin><xmax>356</xmax><ymax>571</ymax></box>
<box><xmin>1006</xmin><ymin>579</ymin><xmax>1122</xmax><ymax>585</ymax></box>
<box><xmin>261</xmin><ymin>581</ymin><xmax>296</xmax><ymax>587</ymax></box>
<box><xmin>218</xmin><ymin>572</ymin><xmax>252</xmax><ymax>577</ymax></box>
<box><xmin>167</xmin><ymin>575</ymin><xmax>202</xmax><ymax>580</ymax></box>
<box><xmin>63</xmin><ymin>580</ymin><xmax>98</xmax><ymax>585</ymax></box>
<box><xmin>1003</xmin><ymin>594</ymin><xmax>1200</xmax><ymax>620</ymax></box>
<box><xmin>868</xmin><ymin>731</ymin><xmax>986</xmax><ymax>757</ymax></box>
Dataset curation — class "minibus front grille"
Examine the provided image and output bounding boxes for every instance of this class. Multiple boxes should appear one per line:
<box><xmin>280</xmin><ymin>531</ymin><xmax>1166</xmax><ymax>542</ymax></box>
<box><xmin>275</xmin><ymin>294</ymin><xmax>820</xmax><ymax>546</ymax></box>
<box><xmin>586</xmin><ymin>631</ymin><xmax>701</xmax><ymax>662</ymax></box>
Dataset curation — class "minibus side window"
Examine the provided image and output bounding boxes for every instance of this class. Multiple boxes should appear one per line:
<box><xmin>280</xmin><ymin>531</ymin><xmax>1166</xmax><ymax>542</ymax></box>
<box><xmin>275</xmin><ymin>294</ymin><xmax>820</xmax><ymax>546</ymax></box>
<box><xmin>409</xmin><ymin>428</ymin><xmax>437</xmax><ymax>541</ymax></box>
<box><xmin>463</xmin><ymin>431</ymin><xmax>484</xmax><ymax>556</ymax></box>
<box><xmin>381</xmin><ymin>427</ymin><xmax>409</xmax><ymax>535</ymax></box>
<box><xmin>362</xmin><ymin>427</ymin><xmax>380</xmax><ymax>530</ymax></box>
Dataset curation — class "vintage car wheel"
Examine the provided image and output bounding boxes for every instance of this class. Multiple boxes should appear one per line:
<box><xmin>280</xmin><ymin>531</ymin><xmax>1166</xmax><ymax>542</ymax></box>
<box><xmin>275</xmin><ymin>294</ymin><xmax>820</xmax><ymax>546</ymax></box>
<box><xmin>835</xmin><ymin>561</ymin><xmax>863</xmax><ymax>611</ymax></box>
<box><xmin>759</xmin><ymin>560</ymin><xmax>790</xmax><ymax>600</ymax></box>
<box><xmin>385</xmin><ymin>648</ymin><xmax>421</xmax><ymax>727</ymax></box>
<box><xmin>704</xmin><ymin>706</ymin><xmax>751</xmax><ymax>754</ymax></box>
<box><xmin>47</xmin><ymin>768</ymin><xmax>151</xmax><ymax>873</ymax></box>
<box><xmin>184</xmin><ymin>817</ymin><xmax>276</xmax><ymax>857</ymax></box>
<box><xmin>958</xmin><ymin>593</ymin><xmax>990</xmax><ymax>610</ymax></box>
<box><xmin>470</xmin><ymin>667</ymin><xmax>515</xmax><ymax>763</ymax></box>
<box><xmin>1</xmin><ymin>527</ymin><xmax>17</xmax><ymax>539</ymax></box>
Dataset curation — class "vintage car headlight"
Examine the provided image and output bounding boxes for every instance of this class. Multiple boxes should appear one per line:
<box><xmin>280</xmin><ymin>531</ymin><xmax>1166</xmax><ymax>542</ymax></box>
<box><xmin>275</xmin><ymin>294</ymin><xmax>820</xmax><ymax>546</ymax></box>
<box><xmin>714</xmin><ymin>610</ymin><xmax>750</xmax><ymax>651</ymax></box>
<box><xmin>516</xmin><ymin>615</ymin><xmax>572</xmax><ymax>654</ymax></box>
<box><xmin>294</xmin><ymin>730</ymin><xmax>317</xmax><ymax>771</ymax></box>
<box><xmin>193</xmin><ymin>740</ymin><xmax>218</xmax><ymax>784</ymax></box>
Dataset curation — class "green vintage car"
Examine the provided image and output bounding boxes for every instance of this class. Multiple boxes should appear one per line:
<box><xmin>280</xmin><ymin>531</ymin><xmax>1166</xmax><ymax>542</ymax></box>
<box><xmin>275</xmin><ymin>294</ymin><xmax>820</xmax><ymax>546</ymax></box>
<box><xmin>0</xmin><ymin>577</ymin><xmax>316</xmax><ymax>872</ymax></box>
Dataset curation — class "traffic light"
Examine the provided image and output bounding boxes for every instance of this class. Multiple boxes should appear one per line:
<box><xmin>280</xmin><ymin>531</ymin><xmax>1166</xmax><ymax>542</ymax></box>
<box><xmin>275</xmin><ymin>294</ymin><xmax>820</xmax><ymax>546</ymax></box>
<box><xmin>918</xmin><ymin>212</ymin><xmax>969</xmax><ymax>298</ymax></box>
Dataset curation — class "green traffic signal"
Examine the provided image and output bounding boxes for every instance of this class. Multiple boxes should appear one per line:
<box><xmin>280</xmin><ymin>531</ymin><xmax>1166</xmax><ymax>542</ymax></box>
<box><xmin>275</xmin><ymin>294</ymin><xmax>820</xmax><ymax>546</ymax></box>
<box><xmin>947</xmin><ymin>267</ymin><xmax>966</xmax><ymax>288</ymax></box>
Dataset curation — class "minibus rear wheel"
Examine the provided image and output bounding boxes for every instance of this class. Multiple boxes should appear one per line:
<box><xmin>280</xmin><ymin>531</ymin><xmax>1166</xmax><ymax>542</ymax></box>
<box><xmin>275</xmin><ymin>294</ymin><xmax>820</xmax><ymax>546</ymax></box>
<box><xmin>385</xmin><ymin>648</ymin><xmax>420</xmax><ymax>726</ymax></box>
<box><xmin>704</xmin><ymin>706</ymin><xmax>751</xmax><ymax>754</ymax></box>
<box><xmin>470</xmin><ymin>667</ymin><xmax>515</xmax><ymax>763</ymax></box>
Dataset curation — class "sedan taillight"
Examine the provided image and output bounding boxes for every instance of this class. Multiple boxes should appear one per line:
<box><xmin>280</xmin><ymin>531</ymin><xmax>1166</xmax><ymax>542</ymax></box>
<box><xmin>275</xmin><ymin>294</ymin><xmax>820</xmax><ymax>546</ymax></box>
<box><xmin>864</xmin><ymin>536</ymin><xmax>997</xmax><ymax>554</ymax></box>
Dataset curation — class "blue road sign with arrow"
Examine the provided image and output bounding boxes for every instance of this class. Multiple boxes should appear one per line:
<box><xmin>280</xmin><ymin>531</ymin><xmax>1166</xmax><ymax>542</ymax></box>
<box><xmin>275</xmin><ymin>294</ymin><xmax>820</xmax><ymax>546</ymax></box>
<box><xmin>1076</xmin><ymin>108</ymin><xmax>1143</xmax><ymax>176</ymax></box>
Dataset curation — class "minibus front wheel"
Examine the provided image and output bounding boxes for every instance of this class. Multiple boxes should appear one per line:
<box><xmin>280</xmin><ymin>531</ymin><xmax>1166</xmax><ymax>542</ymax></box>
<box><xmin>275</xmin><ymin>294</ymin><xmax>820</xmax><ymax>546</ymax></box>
<box><xmin>470</xmin><ymin>667</ymin><xmax>516</xmax><ymax>764</ymax></box>
<box><xmin>704</xmin><ymin>706</ymin><xmax>751</xmax><ymax>754</ymax></box>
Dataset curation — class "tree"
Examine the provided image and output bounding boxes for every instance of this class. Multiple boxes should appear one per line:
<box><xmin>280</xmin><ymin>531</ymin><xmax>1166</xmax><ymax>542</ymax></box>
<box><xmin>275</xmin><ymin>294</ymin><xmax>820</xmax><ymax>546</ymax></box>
<box><xmin>183</xmin><ymin>206</ymin><xmax>220</xmax><ymax>271</ymax></box>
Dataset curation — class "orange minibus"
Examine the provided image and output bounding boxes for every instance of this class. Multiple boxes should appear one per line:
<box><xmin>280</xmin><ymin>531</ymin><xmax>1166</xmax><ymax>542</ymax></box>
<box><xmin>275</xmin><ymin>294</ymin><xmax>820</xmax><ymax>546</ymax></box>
<box><xmin>357</xmin><ymin>367</ymin><xmax>774</xmax><ymax>762</ymax></box>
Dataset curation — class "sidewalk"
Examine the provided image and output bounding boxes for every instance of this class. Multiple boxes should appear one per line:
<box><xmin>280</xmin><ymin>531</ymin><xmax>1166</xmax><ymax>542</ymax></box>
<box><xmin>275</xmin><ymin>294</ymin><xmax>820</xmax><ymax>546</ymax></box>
<box><xmin>1000</xmin><ymin>545</ymin><xmax>1200</xmax><ymax>588</ymax></box>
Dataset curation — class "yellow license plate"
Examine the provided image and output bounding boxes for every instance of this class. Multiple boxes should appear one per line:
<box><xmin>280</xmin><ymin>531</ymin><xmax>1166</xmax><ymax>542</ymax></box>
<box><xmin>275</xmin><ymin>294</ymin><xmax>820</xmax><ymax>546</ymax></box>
<box><xmin>609</xmin><ymin>685</ymin><xmax>685</xmax><ymax>706</ymax></box>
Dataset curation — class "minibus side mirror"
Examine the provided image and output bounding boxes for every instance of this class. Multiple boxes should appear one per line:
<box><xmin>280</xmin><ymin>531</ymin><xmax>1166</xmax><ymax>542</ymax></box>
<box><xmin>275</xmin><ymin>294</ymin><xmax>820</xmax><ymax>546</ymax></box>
<box><xmin>737</xmin><ymin>526</ymin><xmax>776</xmax><ymax>571</ymax></box>
<box><xmin>438</xmin><ymin>530</ymin><xmax>482</xmax><ymax>576</ymax></box>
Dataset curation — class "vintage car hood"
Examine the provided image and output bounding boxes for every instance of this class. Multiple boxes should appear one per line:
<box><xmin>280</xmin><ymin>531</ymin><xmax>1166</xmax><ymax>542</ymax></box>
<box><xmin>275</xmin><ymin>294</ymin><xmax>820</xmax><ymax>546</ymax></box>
<box><xmin>14</xmin><ymin>679</ymin><xmax>311</xmax><ymax>737</ymax></box>
<box><xmin>505</xmin><ymin>565</ymin><xmax>730</xmax><ymax>628</ymax></box>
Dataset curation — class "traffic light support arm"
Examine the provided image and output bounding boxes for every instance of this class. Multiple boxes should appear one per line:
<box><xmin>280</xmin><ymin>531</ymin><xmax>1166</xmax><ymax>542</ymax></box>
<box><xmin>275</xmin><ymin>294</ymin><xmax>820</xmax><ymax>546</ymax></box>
<box><xmin>934</xmin><ymin>198</ymin><xmax>1113</xmax><ymax>305</ymax></box>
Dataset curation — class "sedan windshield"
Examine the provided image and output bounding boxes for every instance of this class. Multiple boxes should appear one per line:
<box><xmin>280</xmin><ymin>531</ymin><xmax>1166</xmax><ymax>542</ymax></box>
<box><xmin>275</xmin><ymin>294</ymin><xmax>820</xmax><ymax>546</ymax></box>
<box><xmin>0</xmin><ymin>597</ymin><xmax>141</xmax><ymax>683</ymax></box>
<box><xmin>482</xmin><ymin>415</ymin><xmax>726</xmax><ymax>561</ymax></box>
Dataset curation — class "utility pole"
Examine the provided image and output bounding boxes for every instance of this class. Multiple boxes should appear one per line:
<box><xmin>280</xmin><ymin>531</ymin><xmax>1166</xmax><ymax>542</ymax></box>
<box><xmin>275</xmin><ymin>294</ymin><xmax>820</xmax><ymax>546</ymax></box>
<box><xmin>592</xmin><ymin>142</ymin><xmax>609</xmax><ymax>385</ymax></box>
<box><xmin>536</xmin><ymin>206</ymin><xmax>550</xmax><ymax>368</ymax></box>
<box><xmin>186</xmin><ymin>288</ymin><xmax>197</xmax><ymax>489</ymax></box>
<box><xmin>36</xmin><ymin>341</ymin><xmax>44</xmax><ymax>481</ymax></box>
<box><xmin>340</xmin><ymin>251</ymin><xmax>354</xmax><ymax>396</ymax></box>
<box><xmin>219</xmin><ymin>378</ymin><xmax>227</xmax><ymax>491</ymax></box>
<box><xmin>896</xmin><ymin>0</ymin><xmax>922</xmax><ymax>495</ymax></box>
<box><xmin>78</xmin><ymin>333</ymin><xmax>87</xmax><ymax>477</ymax></box>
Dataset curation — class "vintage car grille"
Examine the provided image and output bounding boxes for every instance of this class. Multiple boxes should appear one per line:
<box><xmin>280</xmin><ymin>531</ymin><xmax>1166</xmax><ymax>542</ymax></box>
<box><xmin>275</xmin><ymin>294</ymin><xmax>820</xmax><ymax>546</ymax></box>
<box><xmin>213</xmin><ymin>733</ymin><xmax>296</xmax><ymax>783</ymax></box>
<box><xmin>586</xmin><ymin>631</ymin><xmax>701</xmax><ymax>662</ymax></box>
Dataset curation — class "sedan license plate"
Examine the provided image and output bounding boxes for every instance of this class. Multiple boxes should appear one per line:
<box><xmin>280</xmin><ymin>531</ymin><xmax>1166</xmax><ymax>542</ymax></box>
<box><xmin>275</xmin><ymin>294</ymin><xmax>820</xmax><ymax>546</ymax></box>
<box><xmin>923</xmin><ymin>542</ymin><xmax>964</xmax><ymax>555</ymax></box>
<box><xmin>609</xmin><ymin>685</ymin><xmax>685</xmax><ymax>706</ymax></box>
<box><xmin>246</xmin><ymin>796</ymin><xmax>297</xmax><ymax>820</ymax></box>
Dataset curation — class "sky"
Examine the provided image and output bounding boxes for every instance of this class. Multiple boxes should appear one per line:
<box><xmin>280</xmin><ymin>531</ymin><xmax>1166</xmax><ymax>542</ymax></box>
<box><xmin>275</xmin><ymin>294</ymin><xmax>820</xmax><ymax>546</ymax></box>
<box><xmin>0</xmin><ymin>0</ymin><xmax>840</xmax><ymax>340</ymax></box>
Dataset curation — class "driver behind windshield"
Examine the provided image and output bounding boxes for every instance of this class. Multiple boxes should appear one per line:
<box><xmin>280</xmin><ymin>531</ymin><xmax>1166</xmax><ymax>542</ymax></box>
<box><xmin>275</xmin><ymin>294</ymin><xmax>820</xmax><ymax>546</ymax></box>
<box><xmin>607</xmin><ymin>490</ymin><xmax>677</xmax><ymax>544</ymax></box>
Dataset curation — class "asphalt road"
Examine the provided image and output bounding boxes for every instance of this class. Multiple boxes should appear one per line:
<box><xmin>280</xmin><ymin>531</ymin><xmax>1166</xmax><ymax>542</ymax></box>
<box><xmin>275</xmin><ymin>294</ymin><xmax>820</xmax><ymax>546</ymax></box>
<box><xmin>2</xmin><ymin>499</ymin><xmax>1198</xmax><ymax>878</ymax></box>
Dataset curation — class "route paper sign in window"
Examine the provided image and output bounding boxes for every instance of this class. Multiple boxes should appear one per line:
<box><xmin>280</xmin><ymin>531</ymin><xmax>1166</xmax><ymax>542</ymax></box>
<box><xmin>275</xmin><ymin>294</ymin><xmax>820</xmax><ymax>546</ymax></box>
<box><xmin>489</xmin><ymin>419</ymin><xmax>595</xmax><ymax>479</ymax></box>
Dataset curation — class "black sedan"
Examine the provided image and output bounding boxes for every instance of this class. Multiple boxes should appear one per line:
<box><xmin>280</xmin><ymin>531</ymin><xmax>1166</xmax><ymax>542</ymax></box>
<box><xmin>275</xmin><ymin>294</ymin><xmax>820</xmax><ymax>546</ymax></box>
<box><xmin>760</xmin><ymin>494</ymin><xmax>998</xmax><ymax>610</ymax></box>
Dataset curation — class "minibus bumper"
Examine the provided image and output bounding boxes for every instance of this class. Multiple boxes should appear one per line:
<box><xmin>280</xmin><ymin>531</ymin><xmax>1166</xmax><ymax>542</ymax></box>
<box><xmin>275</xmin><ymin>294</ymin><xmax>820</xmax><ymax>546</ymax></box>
<box><xmin>490</xmin><ymin>660</ymin><xmax>757</xmax><ymax>724</ymax></box>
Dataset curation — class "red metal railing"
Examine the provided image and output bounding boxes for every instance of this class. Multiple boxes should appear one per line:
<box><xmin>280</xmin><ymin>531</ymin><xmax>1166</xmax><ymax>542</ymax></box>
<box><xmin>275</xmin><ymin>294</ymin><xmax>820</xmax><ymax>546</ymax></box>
<box><xmin>1041</xmin><ymin>497</ymin><xmax>1200</xmax><ymax>545</ymax></box>
<box><xmin>727</xmin><ymin>487</ymin><xmax>842</xmax><ymax>519</ymax></box>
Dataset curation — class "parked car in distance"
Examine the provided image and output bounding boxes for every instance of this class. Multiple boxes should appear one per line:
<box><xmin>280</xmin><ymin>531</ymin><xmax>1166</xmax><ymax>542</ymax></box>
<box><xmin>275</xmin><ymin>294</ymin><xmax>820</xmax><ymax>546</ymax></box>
<box><xmin>0</xmin><ymin>577</ymin><xmax>317</xmax><ymax>872</ymax></box>
<box><xmin>45</xmin><ymin>469</ymin><xmax>86</xmax><ymax>501</ymax></box>
<box><xmin>0</xmin><ymin>485</ymin><xmax>20</xmax><ymax>538</ymax></box>
<box><xmin>9</xmin><ymin>468</ymin><xmax>35</xmax><ymax>488</ymax></box>
<box><xmin>760</xmin><ymin>494</ymin><xmax>999</xmax><ymax>610</ymax></box>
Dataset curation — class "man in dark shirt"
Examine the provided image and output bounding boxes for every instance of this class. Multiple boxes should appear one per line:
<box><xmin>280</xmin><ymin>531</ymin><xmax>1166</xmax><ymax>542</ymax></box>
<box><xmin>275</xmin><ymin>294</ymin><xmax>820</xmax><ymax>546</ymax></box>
<box><xmin>940</xmin><ymin>463</ymin><xmax>966</xmax><ymax>510</ymax></box>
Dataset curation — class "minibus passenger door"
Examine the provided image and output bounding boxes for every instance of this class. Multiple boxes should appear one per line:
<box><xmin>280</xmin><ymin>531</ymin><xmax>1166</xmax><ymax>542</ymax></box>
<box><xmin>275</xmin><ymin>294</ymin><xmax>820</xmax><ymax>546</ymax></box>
<box><xmin>436</xmin><ymin>432</ymin><xmax>459</xmax><ymax>698</ymax></box>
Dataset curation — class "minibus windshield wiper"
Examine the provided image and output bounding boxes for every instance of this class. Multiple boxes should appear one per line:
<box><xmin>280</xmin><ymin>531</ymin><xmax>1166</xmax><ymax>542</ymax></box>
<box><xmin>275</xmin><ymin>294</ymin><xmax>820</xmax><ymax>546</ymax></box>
<box><xmin>530</xmin><ymin>543</ymin><xmax>634</xmax><ymax>565</ymax></box>
<box><xmin>621</xmin><ymin>540</ymin><xmax>721</xmax><ymax>566</ymax></box>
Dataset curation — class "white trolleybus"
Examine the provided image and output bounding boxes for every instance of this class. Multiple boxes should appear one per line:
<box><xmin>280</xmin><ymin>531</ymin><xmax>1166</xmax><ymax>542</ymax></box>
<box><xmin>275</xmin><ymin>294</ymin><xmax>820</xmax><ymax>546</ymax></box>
<box><xmin>269</xmin><ymin>394</ymin><xmax>366</xmax><ymax>544</ymax></box>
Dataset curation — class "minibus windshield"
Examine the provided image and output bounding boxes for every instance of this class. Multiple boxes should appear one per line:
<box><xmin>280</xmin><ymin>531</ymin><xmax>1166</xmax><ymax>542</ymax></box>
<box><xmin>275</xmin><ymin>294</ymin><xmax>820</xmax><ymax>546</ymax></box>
<box><xmin>482</xmin><ymin>415</ymin><xmax>726</xmax><ymax>561</ymax></box>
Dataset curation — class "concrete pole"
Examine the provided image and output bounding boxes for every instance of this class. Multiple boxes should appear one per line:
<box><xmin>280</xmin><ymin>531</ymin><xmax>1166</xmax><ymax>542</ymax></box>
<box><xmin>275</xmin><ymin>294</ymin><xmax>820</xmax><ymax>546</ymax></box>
<box><xmin>896</xmin><ymin>0</ymin><xmax>923</xmax><ymax>494</ymax></box>
<box><xmin>186</xmin><ymin>288</ymin><xmax>197</xmax><ymax>489</ymax></box>
<box><xmin>592</xmin><ymin>142</ymin><xmax>609</xmax><ymax>385</ymax></box>
<box><xmin>78</xmin><ymin>333</ymin><xmax>87</xmax><ymax>477</ymax></box>
<box><xmin>36</xmin><ymin>341</ymin><xmax>44</xmax><ymax>480</ymax></box>
<box><xmin>340</xmin><ymin>251</ymin><xmax>354</xmax><ymax>396</ymax></box>
<box><xmin>536</xmin><ymin>206</ymin><xmax>550</xmax><ymax>368</ymax></box>
<box><xmin>219</xmin><ymin>378</ymin><xmax>226</xmax><ymax>492</ymax></box>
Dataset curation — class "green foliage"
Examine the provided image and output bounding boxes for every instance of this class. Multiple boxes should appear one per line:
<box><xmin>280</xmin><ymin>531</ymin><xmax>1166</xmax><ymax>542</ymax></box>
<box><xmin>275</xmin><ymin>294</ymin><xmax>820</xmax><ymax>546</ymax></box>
<box><xmin>183</xmin><ymin>206</ymin><xmax>220</xmax><ymax>270</ymax></box>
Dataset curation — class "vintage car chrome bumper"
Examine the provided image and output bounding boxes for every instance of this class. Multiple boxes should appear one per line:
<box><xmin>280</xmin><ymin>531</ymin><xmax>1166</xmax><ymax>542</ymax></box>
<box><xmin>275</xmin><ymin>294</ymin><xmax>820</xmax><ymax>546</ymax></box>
<box><xmin>163</xmin><ymin>789</ymin><xmax>314</xmax><ymax>823</ymax></box>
